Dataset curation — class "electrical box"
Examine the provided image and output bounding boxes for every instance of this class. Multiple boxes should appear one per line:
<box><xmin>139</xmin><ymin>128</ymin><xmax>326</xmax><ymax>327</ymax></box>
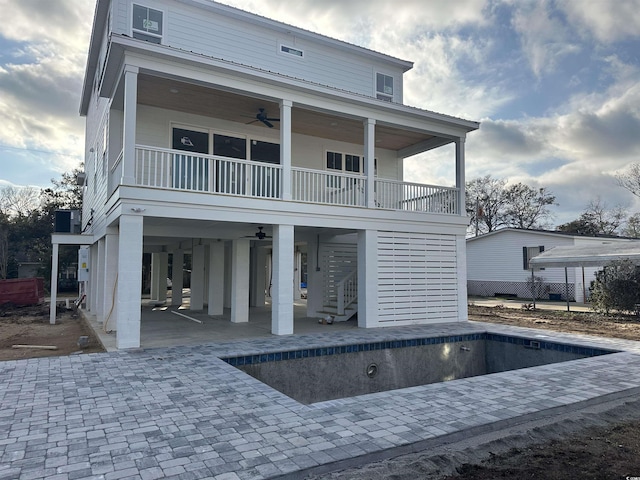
<box><xmin>78</xmin><ymin>247</ymin><xmax>90</xmax><ymax>282</ymax></box>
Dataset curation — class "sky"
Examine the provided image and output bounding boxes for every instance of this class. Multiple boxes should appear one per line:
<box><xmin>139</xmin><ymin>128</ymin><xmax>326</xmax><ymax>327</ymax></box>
<box><xmin>0</xmin><ymin>0</ymin><xmax>639</xmax><ymax>225</ymax></box>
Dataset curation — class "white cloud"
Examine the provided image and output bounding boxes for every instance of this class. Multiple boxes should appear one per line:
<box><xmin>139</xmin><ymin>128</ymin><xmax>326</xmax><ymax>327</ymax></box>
<box><xmin>559</xmin><ymin>0</ymin><xmax>640</xmax><ymax>43</ymax></box>
<box><xmin>510</xmin><ymin>0</ymin><xmax>580</xmax><ymax>78</ymax></box>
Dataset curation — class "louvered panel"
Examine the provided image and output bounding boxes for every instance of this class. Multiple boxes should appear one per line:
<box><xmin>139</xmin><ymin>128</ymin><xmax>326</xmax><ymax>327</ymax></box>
<box><xmin>320</xmin><ymin>243</ymin><xmax>357</xmax><ymax>306</ymax></box>
<box><xmin>377</xmin><ymin>232</ymin><xmax>458</xmax><ymax>324</ymax></box>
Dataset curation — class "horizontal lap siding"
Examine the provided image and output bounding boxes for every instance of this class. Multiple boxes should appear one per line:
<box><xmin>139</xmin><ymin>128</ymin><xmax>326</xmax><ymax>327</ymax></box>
<box><xmin>378</xmin><ymin>232</ymin><xmax>458</xmax><ymax>324</ymax></box>
<box><xmin>166</xmin><ymin>6</ymin><xmax>375</xmax><ymax>96</ymax></box>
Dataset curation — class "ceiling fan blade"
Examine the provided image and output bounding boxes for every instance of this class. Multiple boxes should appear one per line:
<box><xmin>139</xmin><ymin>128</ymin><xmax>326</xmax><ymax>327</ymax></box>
<box><xmin>261</xmin><ymin>119</ymin><xmax>274</xmax><ymax>128</ymax></box>
<box><xmin>245</xmin><ymin>119</ymin><xmax>259</xmax><ymax>125</ymax></box>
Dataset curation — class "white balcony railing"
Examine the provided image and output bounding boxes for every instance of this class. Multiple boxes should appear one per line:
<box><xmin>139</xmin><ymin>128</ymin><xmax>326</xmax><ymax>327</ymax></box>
<box><xmin>125</xmin><ymin>146</ymin><xmax>459</xmax><ymax>214</ymax></box>
<box><xmin>135</xmin><ymin>146</ymin><xmax>282</xmax><ymax>199</ymax></box>
<box><xmin>109</xmin><ymin>150</ymin><xmax>124</xmax><ymax>196</ymax></box>
<box><xmin>375</xmin><ymin>179</ymin><xmax>459</xmax><ymax>214</ymax></box>
<box><xmin>292</xmin><ymin>167</ymin><xmax>366</xmax><ymax>207</ymax></box>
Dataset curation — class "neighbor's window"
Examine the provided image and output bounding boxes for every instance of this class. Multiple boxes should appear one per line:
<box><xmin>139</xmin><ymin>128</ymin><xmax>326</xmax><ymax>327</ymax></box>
<box><xmin>523</xmin><ymin>246</ymin><xmax>545</xmax><ymax>270</ymax></box>
<box><xmin>376</xmin><ymin>73</ymin><xmax>394</xmax><ymax>101</ymax></box>
<box><xmin>132</xmin><ymin>4</ymin><xmax>163</xmax><ymax>44</ymax></box>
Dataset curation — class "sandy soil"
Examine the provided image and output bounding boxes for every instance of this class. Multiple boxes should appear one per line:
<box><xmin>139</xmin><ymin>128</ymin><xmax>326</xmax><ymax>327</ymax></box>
<box><xmin>0</xmin><ymin>303</ymin><xmax>104</xmax><ymax>361</ymax></box>
<box><xmin>307</xmin><ymin>304</ymin><xmax>640</xmax><ymax>480</ymax></box>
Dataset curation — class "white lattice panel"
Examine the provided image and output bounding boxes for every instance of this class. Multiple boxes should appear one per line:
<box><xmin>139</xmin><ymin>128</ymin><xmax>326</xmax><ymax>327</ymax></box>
<box><xmin>319</xmin><ymin>243</ymin><xmax>357</xmax><ymax>306</ymax></box>
<box><xmin>377</xmin><ymin>232</ymin><xmax>458</xmax><ymax>323</ymax></box>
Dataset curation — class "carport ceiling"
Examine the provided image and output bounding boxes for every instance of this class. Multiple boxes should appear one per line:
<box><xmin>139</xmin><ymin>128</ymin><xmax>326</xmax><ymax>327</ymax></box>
<box><xmin>137</xmin><ymin>75</ymin><xmax>435</xmax><ymax>152</ymax></box>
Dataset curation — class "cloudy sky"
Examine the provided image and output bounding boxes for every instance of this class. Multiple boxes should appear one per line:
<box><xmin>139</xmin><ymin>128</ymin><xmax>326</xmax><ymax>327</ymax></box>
<box><xmin>1</xmin><ymin>0</ymin><xmax>639</xmax><ymax>224</ymax></box>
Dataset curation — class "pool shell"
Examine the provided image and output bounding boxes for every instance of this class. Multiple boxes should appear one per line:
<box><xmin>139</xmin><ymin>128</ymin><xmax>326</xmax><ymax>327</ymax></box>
<box><xmin>223</xmin><ymin>333</ymin><xmax>616</xmax><ymax>404</ymax></box>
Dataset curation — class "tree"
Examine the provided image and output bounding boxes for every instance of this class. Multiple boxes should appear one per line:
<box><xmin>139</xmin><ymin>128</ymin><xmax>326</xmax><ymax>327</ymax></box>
<box><xmin>590</xmin><ymin>259</ymin><xmax>640</xmax><ymax>314</ymax></box>
<box><xmin>616</xmin><ymin>163</ymin><xmax>640</xmax><ymax>198</ymax></box>
<box><xmin>557</xmin><ymin>198</ymin><xmax>627</xmax><ymax>236</ymax></box>
<box><xmin>623</xmin><ymin>213</ymin><xmax>640</xmax><ymax>238</ymax></box>
<box><xmin>502</xmin><ymin>183</ymin><xmax>556</xmax><ymax>229</ymax></box>
<box><xmin>0</xmin><ymin>185</ymin><xmax>42</xmax><ymax>218</ymax></box>
<box><xmin>466</xmin><ymin>175</ymin><xmax>507</xmax><ymax>236</ymax></box>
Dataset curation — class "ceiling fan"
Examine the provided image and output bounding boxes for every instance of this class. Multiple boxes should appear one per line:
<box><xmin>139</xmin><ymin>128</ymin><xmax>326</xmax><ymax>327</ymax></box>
<box><xmin>246</xmin><ymin>108</ymin><xmax>280</xmax><ymax>128</ymax></box>
<box><xmin>244</xmin><ymin>226</ymin><xmax>272</xmax><ymax>240</ymax></box>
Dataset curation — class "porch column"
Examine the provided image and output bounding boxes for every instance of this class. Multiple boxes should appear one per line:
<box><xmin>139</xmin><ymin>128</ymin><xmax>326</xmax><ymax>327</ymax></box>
<box><xmin>455</xmin><ymin>137</ymin><xmax>466</xmax><ymax>216</ymax></box>
<box><xmin>122</xmin><ymin>65</ymin><xmax>138</xmax><ymax>186</ymax></box>
<box><xmin>357</xmin><ymin>229</ymin><xmax>378</xmax><ymax>328</ymax></box>
<box><xmin>191</xmin><ymin>244</ymin><xmax>205</xmax><ymax>310</ymax></box>
<box><xmin>89</xmin><ymin>244</ymin><xmax>98</xmax><ymax>313</ymax></box>
<box><xmin>231</xmin><ymin>238</ymin><xmax>250</xmax><ymax>323</ymax></box>
<box><xmin>305</xmin><ymin>234</ymin><xmax>323</xmax><ymax>317</ymax></box>
<box><xmin>171</xmin><ymin>250</ymin><xmax>184</xmax><ymax>306</ymax></box>
<box><xmin>116</xmin><ymin>214</ymin><xmax>143</xmax><ymax>349</ymax></box>
<box><xmin>49</xmin><ymin>242</ymin><xmax>59</xmax><ymax>325</ymax></box>
<box><xmin>152</xmin><ymin>252</ymin><xmax>168</xmax><ymax>302</ymax></box>
<box><xmin>272</xmin><ymin>224</ymin><xmax>294</xmax><ymax>335</ymax></box>
<box><xmin>364</xmin><ymin>118</ymin><xmax>376</xmax><ymax>208</ymax></box>
<box><xmin>280</xmin><ymin>99</ymin><xmax>292</xmax><ymax>200</ymax></box>
<box><xmin>250</xmin><ymin>246</ymin><xmax>267</xmax><ymax>307</ymax></box>
<box><xmin>102</xmin><ymin>230</ymin><xmax>118</xmax><ymax>327</ymax></box>
<box><xmin>96</xmin><ymin>238</ymin><xmax>106</xmax><ymax>320</ymax></box>
<box><xmin>456</xmin><ymin>235</ymin><xmax>468</xmax><ymax>321</ymax></box>
<box><xmin>208</xmin><ymin>242</ymin><xmax>224</xmax><ymax>315</ymax></box>
<box><xmin>293</xmin><ymin>249</ymin><xmax>302</xmax><ymax>300</ymax></box>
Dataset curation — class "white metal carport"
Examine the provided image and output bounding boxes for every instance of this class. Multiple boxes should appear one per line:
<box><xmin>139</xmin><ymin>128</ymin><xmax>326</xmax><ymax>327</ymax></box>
<box><xmin>529</xmin><ymin>243</ymin><xmax>640</xmax><ymax>311</ymax></box>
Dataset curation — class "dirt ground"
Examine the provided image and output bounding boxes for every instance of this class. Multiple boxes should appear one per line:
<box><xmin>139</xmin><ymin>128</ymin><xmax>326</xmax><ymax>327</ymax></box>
<box><xmin>309</xmin><ymin>304</ymin><xmax>640</xmax><ymax>480</ymax></box>
<box><xmin>0</xmin><ymin>303</ymin><xmax>104</xmax><ymax>361</ymax></box>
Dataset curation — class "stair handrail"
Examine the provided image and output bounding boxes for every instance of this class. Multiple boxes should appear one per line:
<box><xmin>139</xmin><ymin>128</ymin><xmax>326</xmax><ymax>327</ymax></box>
<box><xmin>337</xmin><ymin>268</ymin><xmax>358</xmax><ymax>315</ymax></box>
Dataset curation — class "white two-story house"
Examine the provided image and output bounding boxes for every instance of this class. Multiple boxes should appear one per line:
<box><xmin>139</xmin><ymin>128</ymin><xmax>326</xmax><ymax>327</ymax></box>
<box><xmin>55</xmin><ymin>0</ymin><xmax>479</xmax><ymax>349</ymax></box>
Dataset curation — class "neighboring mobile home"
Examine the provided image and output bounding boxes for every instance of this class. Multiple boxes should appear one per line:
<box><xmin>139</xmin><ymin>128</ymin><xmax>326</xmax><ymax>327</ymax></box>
<box><xmin>467</xmin><ymin>228</ymin><xmax>638</xmax><ymax>303</ymax></box>
<box><xmin>51</xmin><ymin>0</ymin><xmax>479</xmax><ymax>349</ymax></box>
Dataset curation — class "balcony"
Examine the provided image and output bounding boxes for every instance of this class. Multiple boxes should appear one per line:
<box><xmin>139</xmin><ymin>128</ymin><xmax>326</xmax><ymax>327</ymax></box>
<box><xmin>113</xmin><ymin>146</ymin><xmax>460</xmax><ymax>215</ymax></box>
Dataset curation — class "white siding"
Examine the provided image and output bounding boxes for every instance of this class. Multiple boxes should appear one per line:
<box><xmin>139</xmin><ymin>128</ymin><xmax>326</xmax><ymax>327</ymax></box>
<box><xmin>377</xmin><ymin>232</ymin><xmax>458</xmax><ymax>324</ymax></box>
<box><xmin>112</xmin><ymin>0</ymin><xmax>405</xmax><ymax>100</ymax></box>
<box><xmin>467</xmin><ymin>231</ymin><xmax>575</xmax><ymax>284</ymax></box>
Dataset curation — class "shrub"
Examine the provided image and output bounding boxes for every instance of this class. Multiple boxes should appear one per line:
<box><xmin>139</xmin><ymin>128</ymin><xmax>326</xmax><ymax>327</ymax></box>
<box><xmin>590</xmin><ymin>259</ymin><xmax>640</xmax><ymax>314</ymax></box>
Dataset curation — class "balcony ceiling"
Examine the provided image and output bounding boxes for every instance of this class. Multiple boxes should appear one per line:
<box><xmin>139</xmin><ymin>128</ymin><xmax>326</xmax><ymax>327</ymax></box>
<box><xmin>137</xmin><ymin>75</ymin><xmax>435</xmax><ymax>152</ymax></box>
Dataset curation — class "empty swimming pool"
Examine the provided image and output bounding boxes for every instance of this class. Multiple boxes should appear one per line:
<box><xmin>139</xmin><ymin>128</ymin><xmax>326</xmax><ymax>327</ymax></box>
<box><xmin>223</xmin><ymin>333</ymin><xmax>616</xmax><ymax>404</ymax></box>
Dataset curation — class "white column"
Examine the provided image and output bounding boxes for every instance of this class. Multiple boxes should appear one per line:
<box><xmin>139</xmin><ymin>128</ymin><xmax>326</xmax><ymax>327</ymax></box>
<box><xmin>49</xmin><ymin>243</ymin><xmax>59</xmax><ymax>325</ymax></box>
<box><xmin>102</xmin><ymin>231</ymin><xmax>118</xmax><ymax>327</ymax></box>
<box><xmin>171</xmin><ymin>250</ymin><xmax>184</xmax><ymax>306</ymax></box>
<box><xmin>455</xmin><ymin>137</ymin><xmax>466</xmax><ymax>216</ymax></box>
<box><xmin>191</xmin><ymin>244</ymin><xmax>205</xmax><ymax>310</ymax></box>
<box><xmin>250</xmin><ymin>245</ymin><xmax>267</xmax><ymax>307</ymax></box>
<box><xmin>364</xmin><ymin>118</ymin><xmax>376</xmax><ymax>208</ymax></box>
<box><xmin>122</xmin><ymin>65</ymin><xmax>138</xmax><ymax>185</ymax></box>
<box><xmin>208</xmin><ymin>242</ymin><xmax>225</xmax><ymax>315</ymax></box>
<box><xmin>305</xmin><ymin>235</ymin><xmax>323</xmax><ymax>317</ymax></box>
<box><xmin>116</xmin><ymin>214</ymin><xmax>143</xmax><ymax>349</ymax></box>
<box><xmin>96</xmin><ymin>238</ymin><xmax>105</xmax><ymax>320</ymax></box>
<box><xmin>150</xmin><ymin>252</ymin><xmax>161</xmax><ymax>300</ymax></box>
<box><xmin>224</xmin><ymin>243</ymin><xmax>232</xmax><ymax>308</ymax></box>
<box><xmin>158</xmin><ymin>253</ymin><xmax>168</xmax><ymax>302</ymax></box>
<box><xmin>357</xmin><ymin>229</ymin><xmax>378</xmax><ymax>328</ymax></box>
<box><xmin>272</xmin><ymin>224</ymin><xmax>294</xmax><ymax>335</ymax></box>
<box><xmin>293</xmin><ymin>249</ymin><xmax>302</xmax><ymax>300</ymax></box>
<box><xmin>280</xmin><ymin>99</ymin><xmax>292</xmax><ymax>200</ymax></box>
<box><xmin>456</xmin><ymin>235</ymin><xmax>468</xmax><ymax>321</ymax></box>
<box><xmin>89</xmin><ymin>245</ymin><xmax>98</xmax><ymax>313</ymax></box>
<box><xmin>231</xmin><ymin>238</ymin><xmax>250</xmax><ymax>323</ymax></box>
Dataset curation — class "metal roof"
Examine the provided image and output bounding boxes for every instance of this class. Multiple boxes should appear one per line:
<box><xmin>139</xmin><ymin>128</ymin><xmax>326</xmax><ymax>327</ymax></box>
<box><xmin>529</xmin><ymin>242</ymin><xmax>640</xmax><ymax>268</ymax></box>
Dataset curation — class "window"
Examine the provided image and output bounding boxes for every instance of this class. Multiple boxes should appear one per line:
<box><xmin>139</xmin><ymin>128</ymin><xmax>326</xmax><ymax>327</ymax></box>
<box><xmin>523</xmin><ymin>245</ymin><xmax>545</xmax><ymax>270</ymax></box>
<box><xmin>280</xmin><ymin>44</ymin><xmax>304</xmax><ymax>58</ymax></box>
<box><xmin>376</xmin><ymin>73</ymin><xmax>394</xmax><ymax>102</ymax></box>
<box><xmin>132</xmin><ymin>4</ymin><xmax>163</xmax><ymax>44</ymax></box>
<box><xmin>172</xmin><ymin>127</ymin><xmax>209</xmax><ymax>190</ymax></box>
<box><xmin>326</xmin><ymin>151</ymin><xmax>361</xmax><ymax>173</ymax></box>
<box><xmin>251</xmin><ymin>140</ymin><xmax>280</xmax><ymax>164</ymax></box>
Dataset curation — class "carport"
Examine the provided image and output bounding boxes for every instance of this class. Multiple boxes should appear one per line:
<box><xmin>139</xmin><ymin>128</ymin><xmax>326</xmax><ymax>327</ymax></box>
<box><xmin>529</xmin><ymin>242</ymin><xmax>640</xmax><ymax>311</ymax></box>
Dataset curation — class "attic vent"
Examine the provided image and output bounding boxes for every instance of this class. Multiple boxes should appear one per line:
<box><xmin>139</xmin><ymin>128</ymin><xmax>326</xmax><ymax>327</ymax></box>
<box><xmin>280</xmin><ymin>44</ymin><xmax>304</xmax><ymax>58</ymax></box>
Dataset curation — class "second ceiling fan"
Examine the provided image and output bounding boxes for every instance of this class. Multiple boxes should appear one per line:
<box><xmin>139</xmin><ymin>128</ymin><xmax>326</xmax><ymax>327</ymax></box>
<box><xmin>247</xmin><ymin>108</ymin><xmax>280</xmax><ymax>128</ymax></box>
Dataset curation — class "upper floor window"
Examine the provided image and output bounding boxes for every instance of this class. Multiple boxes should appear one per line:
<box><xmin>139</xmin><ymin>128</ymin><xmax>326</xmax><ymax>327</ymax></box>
<box><xmin>376</xmin><ymin>73</ymin><xmax>394</xmax><ymax>102</ymax></box>
<box><xmin>280</xmin><ymin>44</ymin><xmax>304</xmax><ymax>59</ymax></box>
<box><xmin>132</xmin><ymin>4</ymin><xmax>163</xmax><ymax>44</ymax></box>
